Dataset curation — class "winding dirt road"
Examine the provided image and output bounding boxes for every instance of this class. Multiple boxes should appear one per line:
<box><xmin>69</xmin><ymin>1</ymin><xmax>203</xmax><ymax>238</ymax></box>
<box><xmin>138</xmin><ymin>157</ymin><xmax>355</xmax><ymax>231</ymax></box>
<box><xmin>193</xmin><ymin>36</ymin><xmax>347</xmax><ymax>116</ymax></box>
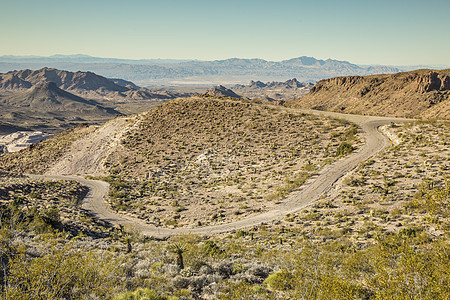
<box><xmin>31</xmin><ymin>109</ymin><xmax>413</xmax><ymax>237</ymax></box>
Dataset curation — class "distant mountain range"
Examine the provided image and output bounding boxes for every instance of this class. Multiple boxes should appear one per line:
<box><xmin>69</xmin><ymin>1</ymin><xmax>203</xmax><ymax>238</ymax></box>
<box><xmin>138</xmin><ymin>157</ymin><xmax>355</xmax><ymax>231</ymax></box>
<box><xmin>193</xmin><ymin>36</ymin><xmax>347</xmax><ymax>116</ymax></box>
<box><xmin>1</xmin><ymin>54</ymin><xmax>439</xmax><ymax>86</ymax></box>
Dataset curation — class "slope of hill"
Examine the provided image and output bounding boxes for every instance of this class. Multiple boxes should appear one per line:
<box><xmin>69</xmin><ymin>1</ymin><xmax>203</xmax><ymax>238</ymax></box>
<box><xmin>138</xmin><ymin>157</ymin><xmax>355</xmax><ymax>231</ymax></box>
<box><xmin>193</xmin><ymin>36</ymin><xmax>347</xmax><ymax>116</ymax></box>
<box><xmin>289</xmin><ymin>69</ymin><xmax>450</xmax><ymax>119</ymax></box>
<box><xmin>0</xmin><ymin>68</ymin><xmax>192</xmax><ymax>132</ymax></box>
<box><xmin>2</xmin><ymin>81</ymin><xmax>118</xmax><ymax>114</ymax></box>
<box><xmin>0</xmin><ymin>97</ymin><xmax>362</xmax><ymax>228</ymax></box>
<box><xmin>0</xmin><ymin>55</ymin><xmax>401</xmax><ymax>85</ymax></box>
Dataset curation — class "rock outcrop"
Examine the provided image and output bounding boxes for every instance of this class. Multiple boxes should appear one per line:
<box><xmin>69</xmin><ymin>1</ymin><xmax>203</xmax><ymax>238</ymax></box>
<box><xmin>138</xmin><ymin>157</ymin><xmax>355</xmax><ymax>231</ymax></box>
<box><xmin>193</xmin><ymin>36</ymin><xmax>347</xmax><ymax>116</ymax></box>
<box><xmin>205</xmin><ymin>85</ymin><xmax>242</xmax><ymax>98</ymax></box>
<box><xmin>290</xmin><ymin>69</ymin><xmax>450</xmax><ymax>119</ymax></box>
<box><xmin>231</xmin><ymin>78</ymin><xmax>313</xmax><ymax>101</ymax></box>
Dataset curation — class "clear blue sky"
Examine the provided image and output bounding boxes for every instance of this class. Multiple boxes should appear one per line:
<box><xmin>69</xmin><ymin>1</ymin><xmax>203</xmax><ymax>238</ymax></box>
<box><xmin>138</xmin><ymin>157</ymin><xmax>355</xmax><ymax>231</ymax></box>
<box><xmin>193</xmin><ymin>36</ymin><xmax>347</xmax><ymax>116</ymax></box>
<box><xmin>1</xmin><ymin>0</ymin><xmax>449</xmax><ymax>66</ymax></box>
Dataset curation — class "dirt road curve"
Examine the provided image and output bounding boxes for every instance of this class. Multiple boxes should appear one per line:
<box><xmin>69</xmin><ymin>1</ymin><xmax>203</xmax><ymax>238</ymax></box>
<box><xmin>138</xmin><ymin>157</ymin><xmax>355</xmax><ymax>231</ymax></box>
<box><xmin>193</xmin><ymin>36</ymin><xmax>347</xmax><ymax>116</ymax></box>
<box><xmin>31</xmin><ymin>109</ymin><xmax>413</xmax><ymax>237</ymax></box>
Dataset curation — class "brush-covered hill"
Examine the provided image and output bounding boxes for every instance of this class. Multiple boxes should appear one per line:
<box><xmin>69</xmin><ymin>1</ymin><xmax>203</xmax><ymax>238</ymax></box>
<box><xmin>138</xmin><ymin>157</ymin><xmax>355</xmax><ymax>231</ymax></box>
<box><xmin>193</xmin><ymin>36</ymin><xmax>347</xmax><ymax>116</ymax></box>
<box><xmin>0</xmin><ymin>97</ymin><xmax>361</xmax><ymax>227</ymax></box>
<box><xmin>289</xmin><ymin>69</ymin><xmax>450</xmax><ymax>119</ymax></box>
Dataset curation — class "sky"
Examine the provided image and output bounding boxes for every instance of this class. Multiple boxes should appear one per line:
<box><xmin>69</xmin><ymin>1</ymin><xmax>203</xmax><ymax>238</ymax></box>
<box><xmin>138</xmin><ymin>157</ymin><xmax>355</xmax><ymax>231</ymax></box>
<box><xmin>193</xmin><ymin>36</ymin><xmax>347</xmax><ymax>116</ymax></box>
<box><xmin>1</xmin><ymin>0</ymin><xmax>449</xmax><ymax>66</ymax></box>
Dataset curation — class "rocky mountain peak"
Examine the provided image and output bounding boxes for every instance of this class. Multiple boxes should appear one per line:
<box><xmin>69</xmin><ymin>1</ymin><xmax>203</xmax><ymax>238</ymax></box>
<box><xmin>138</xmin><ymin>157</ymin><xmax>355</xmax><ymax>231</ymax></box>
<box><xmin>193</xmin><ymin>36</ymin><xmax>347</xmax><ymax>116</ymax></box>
<box><xmin>205</xmin><ymin>85</ymin><xmax>242</xmax><ymax>98</ymax></box>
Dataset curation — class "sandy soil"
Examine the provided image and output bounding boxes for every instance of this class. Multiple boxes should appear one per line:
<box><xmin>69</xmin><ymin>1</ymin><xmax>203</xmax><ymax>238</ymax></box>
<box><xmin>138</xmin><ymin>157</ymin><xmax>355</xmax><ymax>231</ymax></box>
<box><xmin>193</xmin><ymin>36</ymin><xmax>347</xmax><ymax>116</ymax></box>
<box><xmin>45</xmin><ymin>115</ymin><xmax>142</xmax><ymax>176</ymax></box>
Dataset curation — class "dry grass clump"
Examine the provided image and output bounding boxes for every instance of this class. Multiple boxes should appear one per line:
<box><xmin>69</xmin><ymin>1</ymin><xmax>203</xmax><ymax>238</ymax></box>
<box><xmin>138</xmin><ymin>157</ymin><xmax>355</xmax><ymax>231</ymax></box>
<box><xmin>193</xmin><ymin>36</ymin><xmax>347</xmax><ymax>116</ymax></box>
<box><xmin>103</xmin><ymin>97</ymin><xmax>361</xmax><ymax>228</ymax></box>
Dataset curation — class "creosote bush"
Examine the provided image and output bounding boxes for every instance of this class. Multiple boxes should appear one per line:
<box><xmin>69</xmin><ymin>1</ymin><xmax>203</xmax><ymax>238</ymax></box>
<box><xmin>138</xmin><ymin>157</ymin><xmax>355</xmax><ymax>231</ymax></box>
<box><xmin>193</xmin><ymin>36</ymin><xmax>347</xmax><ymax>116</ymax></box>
<box><xmin>336</xmin><ymin>142</ymin><xmax>355</xmax><ymax>157</ymax></box>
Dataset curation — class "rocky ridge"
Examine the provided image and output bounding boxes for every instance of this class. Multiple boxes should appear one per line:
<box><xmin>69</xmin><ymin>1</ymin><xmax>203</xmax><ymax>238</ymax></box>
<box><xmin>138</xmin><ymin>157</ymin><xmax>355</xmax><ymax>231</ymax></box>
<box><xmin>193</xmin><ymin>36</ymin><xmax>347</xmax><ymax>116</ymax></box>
<box><xmin>290</xmin><ymin>69</ymin><xmax>450</xmax><ymax>119</ymax></box>
<box><xmin>0</xmin><ymin>68</ymin><xmax>187</xmax><ymax>101</ymax></box>
<box><xmin>205</xmin><ymin>85</ymin><xmax>242</xmax><ymax>98</ymax></box>
<box><xmin>231</xmin><ymin>78</ymin><xmax>314</xmax><ymax>101</ymax></box>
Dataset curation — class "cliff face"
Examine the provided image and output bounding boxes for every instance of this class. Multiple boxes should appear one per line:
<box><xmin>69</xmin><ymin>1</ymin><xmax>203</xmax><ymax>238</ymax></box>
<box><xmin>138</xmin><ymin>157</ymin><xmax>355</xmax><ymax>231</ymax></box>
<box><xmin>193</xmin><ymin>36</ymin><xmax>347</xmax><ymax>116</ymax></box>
<box><xmin>292</xmin><ymin>69</ymin><xmax>450</xmax><ymax>119</ymax></box>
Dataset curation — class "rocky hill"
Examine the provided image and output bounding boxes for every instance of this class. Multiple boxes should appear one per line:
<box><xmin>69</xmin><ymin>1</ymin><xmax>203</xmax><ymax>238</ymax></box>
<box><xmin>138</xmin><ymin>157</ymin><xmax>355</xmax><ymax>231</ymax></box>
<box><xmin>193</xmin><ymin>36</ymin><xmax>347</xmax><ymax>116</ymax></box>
<box><xmin>0</xmin><ymin>67</ymin><xmax>127</xmax><ymax>92</ymax></box>
<box><xmin>0</xmin><ymin>68</ymin><xmax>192</xmax><ymax>132</ymax></box>
<box><xmin>205</xmin><ymin>85</ymin><xmax>242</xmax><ymax>98</ymax></box>
<box><xmin>0</xmin><ymin>68</ymin><xmax>188</xmax><ymax>101</ymax></box>
<box><xmin>289</xmin><ymin>69</ymin><xmax>450</xmax><ymax>119</ymax></box>
<box><xmin>0</xmin><ymin>81</ymin><xmax>121</xmax><ymax>133</ymax></box>
<box><xmin>231</xmin><ymin>78</ymin><xmax>314</xmax><ymax>101</ymax></box>
<box><xmin>2</xmin><ymin>81</ymin><xmax>119</xmax><ymax>115</ymax></box>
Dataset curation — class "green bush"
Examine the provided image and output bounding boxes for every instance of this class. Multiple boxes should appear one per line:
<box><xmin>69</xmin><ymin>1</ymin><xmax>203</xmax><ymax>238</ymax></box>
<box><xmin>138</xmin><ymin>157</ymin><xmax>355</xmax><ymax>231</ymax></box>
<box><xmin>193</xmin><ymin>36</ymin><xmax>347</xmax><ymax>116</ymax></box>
<box><xmin>114</xmin><ymin>288</ymin><xmax>175</xmax><ymax>300</ymax></box>
<box><xmin>336</xmin><ymin>142</ymin><xmax>355</xmax><ymax>157</ymax></box>
<box><xmin>2</xmin><ymin>242</ymin><xmax>123</xmax><ymax>299</ymax></box>
<box><xmin>203</xmin><ymin>240</ymin><xmax>222</xmax><ymax>256</ymax></box>
<box><xmin>264</xmin><ymin>270</ymin><xmax>294</xmax><ymax>290</ymax></box>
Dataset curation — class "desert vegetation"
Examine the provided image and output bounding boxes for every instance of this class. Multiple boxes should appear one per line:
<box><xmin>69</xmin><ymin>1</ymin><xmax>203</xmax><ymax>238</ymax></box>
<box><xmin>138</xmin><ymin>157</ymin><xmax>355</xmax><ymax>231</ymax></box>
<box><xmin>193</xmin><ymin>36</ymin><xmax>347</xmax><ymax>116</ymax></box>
<box><xmin>101</xmin><ymin>97</ymin><xmax>361</xmax><ymax>228</ymax></box>
<box><xmin>0</xmin><ymin>172</ymin><xmax>448</xmax><ymax>299</ymax></box>
<box><xmin>0</xmin><ymin>117</ymin><xmax>448</xmax><ymax>299</ymax></box>
<box><xmin>0</xmin><ymin>98</ymin><xmax>449</xmax><ymax>299</ymax></box>
<box><xmin>269</xmin><ymin>120</ymin><xmax>449</xmax><ymax>244</ymax></box>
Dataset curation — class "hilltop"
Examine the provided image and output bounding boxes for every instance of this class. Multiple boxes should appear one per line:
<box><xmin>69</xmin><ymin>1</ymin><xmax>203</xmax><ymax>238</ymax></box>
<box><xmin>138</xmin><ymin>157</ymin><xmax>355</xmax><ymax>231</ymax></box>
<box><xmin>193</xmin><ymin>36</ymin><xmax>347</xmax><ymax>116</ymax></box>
<box><xmin>204</xmin><ymin>85</ymin><xmax>242</xmax><ymax>98</ymax></box>
<box><xmin>289</xmin><ymin>69</ymin><xmax>450</xmax><ymax>119</ymax></box>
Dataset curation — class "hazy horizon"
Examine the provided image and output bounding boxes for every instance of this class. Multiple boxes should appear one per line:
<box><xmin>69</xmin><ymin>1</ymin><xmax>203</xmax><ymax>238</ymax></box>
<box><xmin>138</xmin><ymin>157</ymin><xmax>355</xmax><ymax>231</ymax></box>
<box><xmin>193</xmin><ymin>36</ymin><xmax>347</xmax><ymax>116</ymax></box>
<box><xmin>1</xmin><ymin>53</ymin><xmax>449</xmax><ymax>69</ymax></box>
<box><xmin>1</xmin><ymin>0</ymin><xmax>449</xmax><ymax>67</ymax></box>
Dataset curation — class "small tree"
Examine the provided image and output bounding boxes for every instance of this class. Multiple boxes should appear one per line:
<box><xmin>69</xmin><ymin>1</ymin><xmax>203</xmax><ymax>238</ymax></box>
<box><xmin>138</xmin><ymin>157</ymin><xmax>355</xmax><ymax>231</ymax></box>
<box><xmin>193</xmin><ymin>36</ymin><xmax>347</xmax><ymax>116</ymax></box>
<box><xmin>168</xmin><ymin>243</ymin><xmax>187</xmax><ymax>270</ymax></box>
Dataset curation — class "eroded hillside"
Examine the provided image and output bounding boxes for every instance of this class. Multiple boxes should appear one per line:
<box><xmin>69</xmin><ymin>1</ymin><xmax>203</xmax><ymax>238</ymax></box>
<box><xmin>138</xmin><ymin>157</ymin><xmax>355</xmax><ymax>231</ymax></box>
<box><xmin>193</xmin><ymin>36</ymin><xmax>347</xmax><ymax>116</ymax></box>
<box><xmin>290</xmin><ymin>69</ymin><xmax>450</xmax><ymax>119</ymax></box>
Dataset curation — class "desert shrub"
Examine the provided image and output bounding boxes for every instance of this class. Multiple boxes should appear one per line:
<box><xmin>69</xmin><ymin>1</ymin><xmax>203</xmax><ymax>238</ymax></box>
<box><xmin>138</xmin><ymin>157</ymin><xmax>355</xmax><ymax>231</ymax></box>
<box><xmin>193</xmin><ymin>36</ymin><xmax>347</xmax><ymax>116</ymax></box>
<box><xmin>264</xmin><ymin>270</ymin><xmax>294</xmax><ymax>290</ymax></box>
<box><xmin>2</xmin><ymin>242</ymin><xmax>124</xmax><ymax>299</ymax></box>
<box><xmin>203</xmin><ymin>240</ymin><xmax>222</xmax><ymax>256</ymax></box>
<box><xmin>219</xmin><ymin>280</ymin><xmax>272</xmax><ymax>300</ymax></box>
<box><xmin>336</xmin><ymin>142</ymin><xmax>355</xmax><ymax>157</ymax></box>
<box><xmin>39</xmin><ymin>207</ymin><xmax>60</xmax><ymax>227</ymax></box>
<box><xmin>114</xmin><ymin>288</ymin><xmax>174</xmax><ymax>300</ymax></box>
<box><xmin>342</xmin><ymin>124</ymin><xmax>358</xmax><ymax>141</ymax></box>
